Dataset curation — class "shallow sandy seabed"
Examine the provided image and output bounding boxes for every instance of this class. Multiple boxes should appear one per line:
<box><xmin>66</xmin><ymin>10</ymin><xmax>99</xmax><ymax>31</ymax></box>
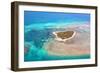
<box><xmin>43</xmin><ymin>25</ymin><xmax>90</xmax><ymax>56</ymax></box>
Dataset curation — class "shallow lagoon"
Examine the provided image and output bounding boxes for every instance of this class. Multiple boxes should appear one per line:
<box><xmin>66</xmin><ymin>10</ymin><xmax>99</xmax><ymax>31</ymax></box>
<box><xmin>24</xmin><ymin>23</ymin><xmax>90</xmax><ymax>61</ymax></box>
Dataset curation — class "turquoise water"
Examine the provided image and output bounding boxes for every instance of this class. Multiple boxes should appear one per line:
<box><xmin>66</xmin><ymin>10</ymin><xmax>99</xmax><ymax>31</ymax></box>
<box><xmin>24</xmin><ymin>11</ymin><xmax>90</xmax><ymax>62</ymax></box>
